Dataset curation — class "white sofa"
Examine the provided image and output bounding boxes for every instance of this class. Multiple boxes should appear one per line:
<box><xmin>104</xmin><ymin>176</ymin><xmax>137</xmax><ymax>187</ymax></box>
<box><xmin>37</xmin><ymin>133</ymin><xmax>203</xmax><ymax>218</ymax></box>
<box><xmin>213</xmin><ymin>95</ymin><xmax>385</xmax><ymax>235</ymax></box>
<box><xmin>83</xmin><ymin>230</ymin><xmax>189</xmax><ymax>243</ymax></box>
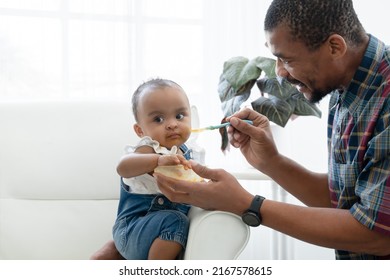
<box><xmin>0</xmin><ymin>101</ymin><xmax>249</xmax><ymax>260</ymax></box>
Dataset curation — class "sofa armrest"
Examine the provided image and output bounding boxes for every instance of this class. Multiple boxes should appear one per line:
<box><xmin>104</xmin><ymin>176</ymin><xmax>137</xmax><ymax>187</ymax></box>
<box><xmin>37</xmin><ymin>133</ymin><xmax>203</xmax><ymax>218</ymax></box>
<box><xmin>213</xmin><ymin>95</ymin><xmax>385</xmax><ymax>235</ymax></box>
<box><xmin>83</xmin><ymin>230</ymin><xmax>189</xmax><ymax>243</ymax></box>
<box><xmin>184</xmin><ymin>206</ymin><xmax>250</xmax><ymax>260</ymax></box>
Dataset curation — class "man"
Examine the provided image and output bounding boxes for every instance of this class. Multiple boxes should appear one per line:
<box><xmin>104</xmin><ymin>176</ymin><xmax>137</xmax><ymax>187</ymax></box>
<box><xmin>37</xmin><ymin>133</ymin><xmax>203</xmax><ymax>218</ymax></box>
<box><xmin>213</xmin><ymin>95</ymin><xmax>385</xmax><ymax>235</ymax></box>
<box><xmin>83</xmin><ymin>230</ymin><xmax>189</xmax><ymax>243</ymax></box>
<box><xmin>156</xmin><ymin>0</ymin><xmax>390</xmax><ymax>260</ymax></box>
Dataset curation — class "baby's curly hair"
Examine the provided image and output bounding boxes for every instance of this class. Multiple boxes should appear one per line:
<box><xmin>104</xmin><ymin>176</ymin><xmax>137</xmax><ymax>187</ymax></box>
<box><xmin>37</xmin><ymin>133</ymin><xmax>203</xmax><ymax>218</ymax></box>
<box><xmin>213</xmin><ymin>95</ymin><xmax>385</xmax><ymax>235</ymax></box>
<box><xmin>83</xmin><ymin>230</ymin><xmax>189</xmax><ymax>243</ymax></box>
<box><xmin>264</xmin><ymin>0</ymin><xmax>366</xmax><ymax>50</ymax></box>
<box><xmin>131</xmin><ymin>78</ymin><xmax>184</xmax><ymax>122</ymax></box>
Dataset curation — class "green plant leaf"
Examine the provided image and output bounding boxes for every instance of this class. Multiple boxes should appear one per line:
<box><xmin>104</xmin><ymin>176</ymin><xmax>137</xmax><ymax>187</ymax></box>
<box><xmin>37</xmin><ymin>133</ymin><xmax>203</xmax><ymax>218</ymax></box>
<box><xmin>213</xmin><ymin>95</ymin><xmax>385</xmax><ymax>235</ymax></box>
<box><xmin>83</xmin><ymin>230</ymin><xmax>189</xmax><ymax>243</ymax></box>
<box><xmin>218</xmin><ymin>74</ymin><xmax>254</xmax><ymax>102</ymax></box>
<box><xmin>256</xmin><ymin>77</ymin><xmax>297</xmax><ymax>100</ymax></box>
<box><xmin>217</xmin><ymin>55</ymin><xmax>322</xmax><ymax>151</ymax></box>
<box><xmin>253</xmin><ymin>57</ymin><xmax>277</xmax><ymax>78</ymax></box>
<box><xmin>222</xmin><ymin>56</ymin><xmax>262</xmax><ymax>90</ymax></box>
<box><xmin>289</xmin><ymin>92</ymin><xmax>322</xmax><ymax>117</ymax></box>
<box><xmin>251</xmin><ymin>95</ymin><xmax>293</xmax><ymax>127</ymax></box>
<box><xmin>218</xmin><ymin>72</ymin><xmax>253</xmax><ymax>117</ymax></box>
<box><xmin>218</xmin><ymin>117</ymin><xmax>229</xmax><ymax>152</ymax></box>
<box><xmin>220</xmin><ymin>92</ymin><xmax>251</xmax><ymax>117</ymax></box>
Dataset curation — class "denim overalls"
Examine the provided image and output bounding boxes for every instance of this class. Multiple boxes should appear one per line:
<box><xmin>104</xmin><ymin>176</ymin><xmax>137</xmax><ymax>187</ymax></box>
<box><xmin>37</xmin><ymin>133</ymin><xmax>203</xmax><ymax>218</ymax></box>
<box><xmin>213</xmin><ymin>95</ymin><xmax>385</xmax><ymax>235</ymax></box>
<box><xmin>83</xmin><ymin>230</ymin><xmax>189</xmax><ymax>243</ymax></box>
<box><xmin>112</xmin><ymin>144</ymin><xmax>192</xmax><ymax>259</ymax></box>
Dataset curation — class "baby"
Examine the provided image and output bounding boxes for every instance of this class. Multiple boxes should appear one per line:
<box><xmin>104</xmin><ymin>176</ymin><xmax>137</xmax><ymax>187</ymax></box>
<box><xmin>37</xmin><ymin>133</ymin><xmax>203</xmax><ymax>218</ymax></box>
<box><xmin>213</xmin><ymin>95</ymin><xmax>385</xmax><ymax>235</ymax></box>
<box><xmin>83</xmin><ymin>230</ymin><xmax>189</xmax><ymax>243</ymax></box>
<box><xmin>112</xmin><ymin>78</ymin><xmax>198</xmax><ymax>259</ymax></box>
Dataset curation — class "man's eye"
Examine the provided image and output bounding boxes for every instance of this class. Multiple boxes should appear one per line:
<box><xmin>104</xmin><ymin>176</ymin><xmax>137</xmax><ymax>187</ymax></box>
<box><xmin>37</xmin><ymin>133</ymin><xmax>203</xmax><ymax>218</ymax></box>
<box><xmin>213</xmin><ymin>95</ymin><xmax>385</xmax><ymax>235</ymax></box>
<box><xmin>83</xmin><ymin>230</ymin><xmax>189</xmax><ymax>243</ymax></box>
<box><xmin>281</xmin><ymin>59</ymin><xmax>289</xmax><ymax>65</ymax></box>
<box><xmin>176</xmin><ymin>113</ymin><xmax>184</xmax><ymax>120</ymax></box>
<box><xmin>278</xmin><ymin>58</ymin><xmax>289</xmax><ymax>65</ymax></box>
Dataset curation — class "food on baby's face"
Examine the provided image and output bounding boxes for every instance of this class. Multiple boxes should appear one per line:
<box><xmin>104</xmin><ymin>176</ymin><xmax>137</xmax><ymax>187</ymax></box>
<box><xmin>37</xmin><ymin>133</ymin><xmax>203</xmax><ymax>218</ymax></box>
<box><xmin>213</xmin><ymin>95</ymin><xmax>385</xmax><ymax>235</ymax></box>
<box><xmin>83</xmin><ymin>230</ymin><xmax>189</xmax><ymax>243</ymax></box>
<box><xmin>154</xmin><ymin>165</ymin><xmax>203</xmax><ymax>182</ymax></box>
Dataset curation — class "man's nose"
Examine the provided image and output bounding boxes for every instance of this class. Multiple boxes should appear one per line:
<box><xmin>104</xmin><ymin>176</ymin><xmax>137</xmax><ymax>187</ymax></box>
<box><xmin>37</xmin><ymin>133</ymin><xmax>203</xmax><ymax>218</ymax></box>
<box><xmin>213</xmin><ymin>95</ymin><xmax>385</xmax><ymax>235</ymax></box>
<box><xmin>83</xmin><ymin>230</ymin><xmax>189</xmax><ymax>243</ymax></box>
<box><xmin>275</xmin><ymin>58</ymin><xmax>289</xmax><ymax>78</ymax></box>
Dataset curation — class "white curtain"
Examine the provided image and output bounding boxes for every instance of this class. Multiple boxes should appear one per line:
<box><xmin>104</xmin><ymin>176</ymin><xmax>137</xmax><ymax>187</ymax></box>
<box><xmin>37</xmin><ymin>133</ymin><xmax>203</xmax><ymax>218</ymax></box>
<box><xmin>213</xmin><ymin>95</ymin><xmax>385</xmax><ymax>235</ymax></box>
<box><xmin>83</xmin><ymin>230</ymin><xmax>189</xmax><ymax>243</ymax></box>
<box><xmin>0</xmin><ymin>0</ymin><xmax>270</xmax><ymax>103</ymax></box>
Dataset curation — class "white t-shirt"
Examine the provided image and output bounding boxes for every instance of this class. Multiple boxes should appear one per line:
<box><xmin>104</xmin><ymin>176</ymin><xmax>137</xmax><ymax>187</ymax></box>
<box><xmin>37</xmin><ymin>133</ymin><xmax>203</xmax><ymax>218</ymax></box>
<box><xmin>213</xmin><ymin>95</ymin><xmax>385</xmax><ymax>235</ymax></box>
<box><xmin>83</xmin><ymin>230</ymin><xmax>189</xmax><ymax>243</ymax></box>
<box><xmin>122</xmin><ymin>136</ymin><xmax>190</xmax><ymax>194</ymax></box>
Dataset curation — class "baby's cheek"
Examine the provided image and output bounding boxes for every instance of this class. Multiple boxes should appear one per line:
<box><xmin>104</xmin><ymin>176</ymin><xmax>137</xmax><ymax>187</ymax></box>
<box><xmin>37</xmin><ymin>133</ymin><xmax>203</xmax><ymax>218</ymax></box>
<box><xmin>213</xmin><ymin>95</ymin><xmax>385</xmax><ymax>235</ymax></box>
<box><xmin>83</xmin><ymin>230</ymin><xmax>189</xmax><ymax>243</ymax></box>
<box><xmin>184</xmin><ymin>127</ymin><xmax>192</xmax><ymax>138</ymax></box>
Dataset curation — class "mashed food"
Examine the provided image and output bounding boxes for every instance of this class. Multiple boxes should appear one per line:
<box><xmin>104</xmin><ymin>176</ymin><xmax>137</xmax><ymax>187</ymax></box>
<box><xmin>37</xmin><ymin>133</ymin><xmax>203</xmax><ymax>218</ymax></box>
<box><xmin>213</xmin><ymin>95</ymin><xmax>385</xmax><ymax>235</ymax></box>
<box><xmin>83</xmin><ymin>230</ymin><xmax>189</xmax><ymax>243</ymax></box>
<box><xmin>154</xmin><ymin>165</ymin><xmax>203</xmax><ymax>182</ymax></box>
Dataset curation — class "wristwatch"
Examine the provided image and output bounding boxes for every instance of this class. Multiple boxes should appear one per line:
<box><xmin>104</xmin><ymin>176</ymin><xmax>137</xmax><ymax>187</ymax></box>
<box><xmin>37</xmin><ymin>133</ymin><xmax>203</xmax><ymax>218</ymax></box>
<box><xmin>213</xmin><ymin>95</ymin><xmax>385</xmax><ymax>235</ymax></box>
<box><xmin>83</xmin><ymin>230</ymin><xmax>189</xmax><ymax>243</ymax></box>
<box><xmin>241</xmin><ymin>195</ymin><xmax>265</xmax><ymax>227</ymax></box>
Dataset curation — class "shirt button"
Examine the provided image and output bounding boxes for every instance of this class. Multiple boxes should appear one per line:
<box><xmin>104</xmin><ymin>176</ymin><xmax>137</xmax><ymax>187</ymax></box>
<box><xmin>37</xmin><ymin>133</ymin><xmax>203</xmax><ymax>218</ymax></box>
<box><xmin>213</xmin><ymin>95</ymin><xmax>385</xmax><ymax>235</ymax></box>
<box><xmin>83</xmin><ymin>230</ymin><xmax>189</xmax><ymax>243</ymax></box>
<box><xmin>158</xmin><ymin>197</ymin><xmax>164</xmax><ymax>205</ymax></box>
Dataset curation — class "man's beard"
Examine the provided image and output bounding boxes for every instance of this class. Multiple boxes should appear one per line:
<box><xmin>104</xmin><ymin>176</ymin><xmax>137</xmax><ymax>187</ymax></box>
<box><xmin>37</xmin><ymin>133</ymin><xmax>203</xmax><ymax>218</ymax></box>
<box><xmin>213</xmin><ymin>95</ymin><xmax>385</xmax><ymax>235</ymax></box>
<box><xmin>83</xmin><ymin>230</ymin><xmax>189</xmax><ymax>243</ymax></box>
<box><xmin>308</xmin><ymin>89</ymin><xmax>329</xmax><ymax>104</ymax></box>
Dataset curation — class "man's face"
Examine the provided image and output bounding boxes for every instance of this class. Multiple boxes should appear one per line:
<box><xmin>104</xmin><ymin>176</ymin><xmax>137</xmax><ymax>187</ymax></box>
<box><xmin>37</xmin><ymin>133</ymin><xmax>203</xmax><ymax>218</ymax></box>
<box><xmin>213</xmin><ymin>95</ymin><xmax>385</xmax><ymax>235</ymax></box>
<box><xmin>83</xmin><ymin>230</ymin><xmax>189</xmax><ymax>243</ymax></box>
<box><xmin>265</xmin><ymin>26</ymin><xmax>338</xmax><ymax>103</ymax></box>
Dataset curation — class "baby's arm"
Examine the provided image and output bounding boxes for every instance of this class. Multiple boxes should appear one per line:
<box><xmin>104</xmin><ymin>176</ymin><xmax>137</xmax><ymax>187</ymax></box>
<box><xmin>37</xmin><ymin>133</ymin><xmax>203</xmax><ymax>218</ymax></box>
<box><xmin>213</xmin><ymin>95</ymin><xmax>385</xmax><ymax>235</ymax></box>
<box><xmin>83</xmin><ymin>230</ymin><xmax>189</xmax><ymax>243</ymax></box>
<box><xmin>117</xmin><ymin>145</ymin><xmax>159</xmax><ymax>178</ymax></box>
<box><xmin>116</xmin><ymin>146</ymin><xmax>190</xmax><ymax>178</ymax></box>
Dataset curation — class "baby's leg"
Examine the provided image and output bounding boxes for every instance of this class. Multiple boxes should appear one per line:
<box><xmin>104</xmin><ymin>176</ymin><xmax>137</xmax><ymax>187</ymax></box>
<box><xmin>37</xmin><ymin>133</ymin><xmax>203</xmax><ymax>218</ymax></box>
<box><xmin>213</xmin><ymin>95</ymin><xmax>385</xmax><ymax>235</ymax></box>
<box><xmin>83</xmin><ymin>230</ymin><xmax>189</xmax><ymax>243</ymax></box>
<box><xmin>90</xmin><ymin>240</ymin><xmax>124</xmax><ymax>260</ymax></box>
<box><xmin>148</xmin><ymin>238</ymin><xmax>183</xmax><ymax>260</ymax></box>
<box><xmin>146</xmin><ymin>209</ymin><xmax>189</xmax><ymax>260</ymax></box>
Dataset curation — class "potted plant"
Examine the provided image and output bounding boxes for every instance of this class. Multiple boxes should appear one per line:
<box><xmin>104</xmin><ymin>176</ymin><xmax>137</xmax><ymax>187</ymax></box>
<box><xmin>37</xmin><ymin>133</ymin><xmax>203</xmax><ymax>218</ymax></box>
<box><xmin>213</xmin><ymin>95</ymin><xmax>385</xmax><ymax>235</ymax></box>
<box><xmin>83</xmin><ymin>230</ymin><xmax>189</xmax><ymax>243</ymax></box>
<box><xmin>218</xmin><ymin>56</ymin><xmax>322</xmax><ymax>150</ymax></box>
<box><xmin>218</xmin><ymin>56</ymin><xmax>322</xmax><ymax>127</ymax></box>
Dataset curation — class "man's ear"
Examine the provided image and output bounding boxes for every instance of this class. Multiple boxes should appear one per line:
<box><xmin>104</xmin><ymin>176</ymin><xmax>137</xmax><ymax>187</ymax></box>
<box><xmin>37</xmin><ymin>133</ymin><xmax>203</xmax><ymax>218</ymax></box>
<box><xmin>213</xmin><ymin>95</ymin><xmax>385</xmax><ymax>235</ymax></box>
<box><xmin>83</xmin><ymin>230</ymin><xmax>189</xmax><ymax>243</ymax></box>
<box><xmin>133</xmin><ymin>123</ymin><xmax>144</xmax><ymax>137</ymax></box>
<box><xmin>327</xmin><ymin>34</ymin><xmax>347</xmax><ymax>58</ymax></box>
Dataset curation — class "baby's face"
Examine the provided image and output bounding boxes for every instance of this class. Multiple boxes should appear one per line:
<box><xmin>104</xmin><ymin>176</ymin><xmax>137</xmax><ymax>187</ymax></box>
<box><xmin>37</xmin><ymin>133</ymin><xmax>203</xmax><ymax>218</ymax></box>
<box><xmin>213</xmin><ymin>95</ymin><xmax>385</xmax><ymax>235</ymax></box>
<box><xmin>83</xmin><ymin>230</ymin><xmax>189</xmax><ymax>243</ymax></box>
<box><xmin>134</xmin><ymin>86</ymin><xmax>192</xmax><ymax>149</ymax></box>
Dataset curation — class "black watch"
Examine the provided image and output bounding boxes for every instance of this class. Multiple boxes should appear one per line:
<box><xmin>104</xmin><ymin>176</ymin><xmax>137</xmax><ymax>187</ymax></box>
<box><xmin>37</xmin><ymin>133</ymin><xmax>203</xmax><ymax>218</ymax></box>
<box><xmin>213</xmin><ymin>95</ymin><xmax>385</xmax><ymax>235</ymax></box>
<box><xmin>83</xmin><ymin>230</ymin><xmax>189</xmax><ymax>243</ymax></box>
<box><xmin>241</xmin><ymin>195</ymin><xmax>265</xmax><ymax>227</ymax></box>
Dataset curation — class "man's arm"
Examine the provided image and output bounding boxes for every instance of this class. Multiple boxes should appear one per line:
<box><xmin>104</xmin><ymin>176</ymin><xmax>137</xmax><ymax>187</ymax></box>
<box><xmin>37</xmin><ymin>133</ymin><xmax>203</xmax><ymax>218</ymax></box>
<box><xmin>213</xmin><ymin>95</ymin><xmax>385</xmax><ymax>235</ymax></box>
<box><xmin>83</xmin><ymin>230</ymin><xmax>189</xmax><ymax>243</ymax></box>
<box><xmin>262</xmin><ymin>199</ymin><xmax>390</xmax><ymax>256</ymax></box>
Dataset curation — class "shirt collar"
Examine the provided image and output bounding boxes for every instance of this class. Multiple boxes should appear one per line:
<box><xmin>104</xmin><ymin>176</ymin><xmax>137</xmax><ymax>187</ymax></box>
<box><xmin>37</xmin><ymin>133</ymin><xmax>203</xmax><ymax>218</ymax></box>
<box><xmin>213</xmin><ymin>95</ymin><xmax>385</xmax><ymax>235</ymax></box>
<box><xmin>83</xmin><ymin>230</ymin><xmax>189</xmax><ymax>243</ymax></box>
<box><xmin>340</xmin><ymin>34</ymin><xmax>386</xmax><ymax>113</ymax></box>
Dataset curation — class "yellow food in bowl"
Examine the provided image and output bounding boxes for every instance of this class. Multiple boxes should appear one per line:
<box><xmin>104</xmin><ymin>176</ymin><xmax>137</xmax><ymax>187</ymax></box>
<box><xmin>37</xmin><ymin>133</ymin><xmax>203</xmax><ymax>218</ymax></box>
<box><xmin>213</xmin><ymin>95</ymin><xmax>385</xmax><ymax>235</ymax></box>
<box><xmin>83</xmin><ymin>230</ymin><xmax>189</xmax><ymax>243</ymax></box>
<box><xmin>154</xmin><ymin>165</ymin><xmax>203</xmax><ymax>182</ymax></box>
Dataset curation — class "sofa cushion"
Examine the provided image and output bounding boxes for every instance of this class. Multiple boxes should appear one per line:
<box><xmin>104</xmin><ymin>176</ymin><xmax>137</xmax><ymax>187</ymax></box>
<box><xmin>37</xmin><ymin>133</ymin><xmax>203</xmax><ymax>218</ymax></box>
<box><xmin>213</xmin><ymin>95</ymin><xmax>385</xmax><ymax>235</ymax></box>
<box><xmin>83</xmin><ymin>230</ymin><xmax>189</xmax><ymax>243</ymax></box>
<box><xmin>0</xmin><ymin>101</ymin><xmax>134</xmax><ymax>200</ymax></box>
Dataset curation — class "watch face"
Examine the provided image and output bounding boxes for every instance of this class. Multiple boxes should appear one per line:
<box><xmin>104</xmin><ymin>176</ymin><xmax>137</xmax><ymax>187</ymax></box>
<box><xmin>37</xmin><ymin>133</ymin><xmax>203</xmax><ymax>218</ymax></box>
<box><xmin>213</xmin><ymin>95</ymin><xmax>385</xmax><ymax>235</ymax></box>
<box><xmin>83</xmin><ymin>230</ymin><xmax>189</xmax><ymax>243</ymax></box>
<box><xmin>242</xmin><ymin>212</ymin><xmax>261</xmax><ymax>227</ymax></box>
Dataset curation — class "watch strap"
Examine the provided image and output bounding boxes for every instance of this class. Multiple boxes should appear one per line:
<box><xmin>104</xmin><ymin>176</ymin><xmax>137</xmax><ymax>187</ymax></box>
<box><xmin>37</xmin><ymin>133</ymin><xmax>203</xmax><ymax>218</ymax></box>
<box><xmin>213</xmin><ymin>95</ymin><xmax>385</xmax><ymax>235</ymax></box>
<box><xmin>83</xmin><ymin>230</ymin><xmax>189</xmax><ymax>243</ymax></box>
<box><xmin>250</xmin><ymin>195</ymin><xmax>265</xmax><ymax>214</ymax></box>
<box><xmin>242</xmin><ymin>195</ymin><xmax>265</xmax><ymax>227</ymax></box>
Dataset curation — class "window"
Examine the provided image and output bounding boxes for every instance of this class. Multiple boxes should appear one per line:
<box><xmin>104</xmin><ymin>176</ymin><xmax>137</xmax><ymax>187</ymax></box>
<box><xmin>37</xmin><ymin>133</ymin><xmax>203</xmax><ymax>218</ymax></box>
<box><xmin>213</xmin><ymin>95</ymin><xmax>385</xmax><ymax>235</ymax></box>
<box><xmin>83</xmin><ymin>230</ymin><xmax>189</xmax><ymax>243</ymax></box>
<box><xmin>0</xmin><ymin>0</ymin><xmax>204</xmax><ymax>101</ymax></box>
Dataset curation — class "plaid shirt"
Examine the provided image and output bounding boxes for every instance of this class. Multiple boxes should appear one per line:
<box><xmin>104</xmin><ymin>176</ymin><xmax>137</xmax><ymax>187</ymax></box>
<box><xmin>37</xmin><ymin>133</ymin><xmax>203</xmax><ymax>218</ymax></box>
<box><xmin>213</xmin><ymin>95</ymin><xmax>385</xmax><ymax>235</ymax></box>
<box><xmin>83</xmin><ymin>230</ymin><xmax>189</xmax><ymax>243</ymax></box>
<box><xmin>327</xmin><ymin>35</ymin><xmax>390</xmax><ymax>259</ymax></box>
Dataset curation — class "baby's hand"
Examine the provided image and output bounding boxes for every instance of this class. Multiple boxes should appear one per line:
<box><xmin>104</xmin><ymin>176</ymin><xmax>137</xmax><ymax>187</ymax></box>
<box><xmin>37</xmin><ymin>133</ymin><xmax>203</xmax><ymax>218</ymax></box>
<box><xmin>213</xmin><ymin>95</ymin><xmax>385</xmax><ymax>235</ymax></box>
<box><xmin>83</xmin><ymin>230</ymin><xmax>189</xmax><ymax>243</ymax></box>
<box><xmin>176</xmin><ymin>154</ymin><xmax>192</xmax><ymax>170</ymax></box>
<box><xmin>158</xmin><ymin>154</ymin><xmax>191</xmax><ymax>169</ymax></box>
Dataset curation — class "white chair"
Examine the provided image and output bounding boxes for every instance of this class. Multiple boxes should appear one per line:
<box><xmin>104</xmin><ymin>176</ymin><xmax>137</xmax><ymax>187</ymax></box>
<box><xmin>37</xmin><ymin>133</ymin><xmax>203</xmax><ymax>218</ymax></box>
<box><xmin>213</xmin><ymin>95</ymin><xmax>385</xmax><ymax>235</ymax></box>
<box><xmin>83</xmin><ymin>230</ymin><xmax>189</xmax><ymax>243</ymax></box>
<box><xmin>0</xmin><ymin>101</ymin><xmax>249</xmax><ymax>259</ymax></box>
